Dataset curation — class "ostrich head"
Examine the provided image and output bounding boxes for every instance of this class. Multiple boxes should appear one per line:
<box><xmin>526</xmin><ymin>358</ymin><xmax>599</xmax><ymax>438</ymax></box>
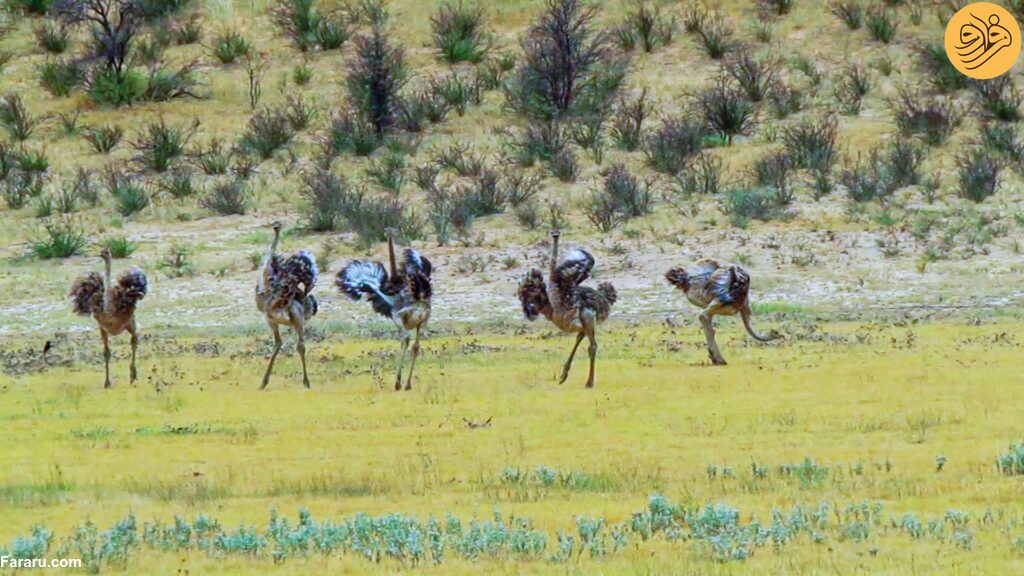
<box><xmin>549</xmin><ymin>229</ymin><xmax>561</xmax><ymax>239</ymax></box>
<box><xmin>384</xmin><ymin>227</ymin><xmax>396</xmax><ymax>239</ymax></box>
<box><xmin>99</xmin><ymin>247</ymin><xmax>112</xmax><ymax>262</ymax></box>
<box><xmin>766</xmin><ymin>329</ymin><xmax>784</xmax><ymax>341</ymax></box>
<box><xmin>271</xmin><ymin>221</ymin><xmax>282</xmax><ymax>234</ymax></box>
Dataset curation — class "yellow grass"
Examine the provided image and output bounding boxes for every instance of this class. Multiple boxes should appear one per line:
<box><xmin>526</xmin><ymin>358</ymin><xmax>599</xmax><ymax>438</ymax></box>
<box><xmin>3</xmin><ymin>318</ymin><xmax>1024</xmax><ymax>573</ymax></box>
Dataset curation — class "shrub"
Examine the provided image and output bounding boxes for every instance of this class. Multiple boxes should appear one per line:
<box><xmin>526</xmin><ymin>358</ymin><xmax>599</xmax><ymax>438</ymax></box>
<box><xmin>7</xmin><ymin>0</ymin><xmax>50</xmax><ymax>15</ymax></box>
<box><xmin>102</xmin><ymin>236</ymin><xmax>136</xmax><ymax>258</ymax></box>
<box><xmin>133</xmin><ymin>0</ymin><xmax>192</xmax><ymax>20</ymax></box>
<box><xmin>339</xmin><ymin>189</ymin><xmax>424</xmax><ymax>249</ymax></box>
<box><xmin>104</xmin><ymin>169</ymin><xmax>150</xmax><ymax>216</ymax></box>
<box><xmin>158</xmin><ymin>243</ymin><xmax>195</xmax><ymax>277</ymax></box>
<box><xmin>201</xmin><ymin>179</ymin><xmax>250</xmax><ymax>215</ymax></box>
<box><xmin>546</xmin><ymin>150</ymin><xmax>579</xmax><ymax>182</ymax></box>
<box><xmin>617</xmin><ymin>0</ymin><xmax>674</xmax><ymax>53</ymax></box>
<box><xmin>211</xmin><ymin>29</ymin><xmax>250</xmax><ymax>64</ymax></box>
<box><xmin>886</xmin><ymin>140</ymin><xmax>924</xmax><ymax>189</ymax></box>
<box><xmin>3</xmin><ymin>172</ymin><xmax>45</xmax><ymax>209</ymax></box>
<box><xmin>346</xmin><ymin>25</ymin><xmax>407</xmax><ymax>138</ymax></box>
<box><xmin>645</xmin><ymin>115</ymin><xmax>706</xmax><ymax>174</ymax></box>
<box><xmin>133</xmin><ymin>118</ymin><xmax>198</xmax><ymax>172</ymax></box>
<box><xmin>0</xmin><ymin>94</ymin><xmax>44</xmax><ymax>141</ymax></box>
<box><xmin>320</xmin><ymin>111</ymin><xmax>379</xmax><ymax>160</ymax></box>
<box><xmin>54</xmin><ymin>0</ymin><xmax>137</xmax><ymax>84</ymax></box>
<box><xmin>919</xmin><ymin>43</ymin><xmax>968</xmax><ymax>94</ymax></box>
<box><xmin>834</xmin><ymin>64</ymin><xmax>870</xmax><ymax>115</ymax></box>
<box><xmin>35</xmin><ymin>21</ymin><xmax>70</xmax><ymax>54</ymax></box>
<box><xmin>781</xmin><ymin>115</ymin><xmax>837</xmax><ymax>173</ymax></box>
<box><xmin>82</xmin><ymin>125</ymin><xmax>124</xmax><ymax>154</ymax></box>
<box><xmin>670</xmin><ymin>152</ymin><xmax>723</xmax><ymax>198</ymax></box>
<box><xmin>30</xmin><ymin>217</ymin><xmax>88</xmax><ymax>259</ymax></box>
<box><xmin>158</xmin><ymin>166</ymin><xmax>196</xmax><ymax>199</ymax></box>
<box><xmin>144</xmin><ymin>62</ymin><xmax>201</xmax><ymax>102</ymax></box>
<box><xmin>957</xmin><ymin>148</ymin><xmax>1001</xmax><ymax>203</ymax></box>
<box><xmin>506</xmin><ymin>0</ymin><xmax>622</xmax><ymax>120</ymax></box>
<box><xmin>500</xmin><ymin>120</ymin><xmax>568</xmax><ymax>166</ymax></box>
<box><xmin>980</xmin><ymin>123</ymin><xmax>1022</xmax><ymax>159</ymax></box>
<box><xmin>239</xmin><ymin>107</ymin><xmax>294</xmax><ymax>159</ymax></box>
<box><xmin>696</xmin><ymin>19</ymin><xmax>735</xmax><ymax>59</ymax></box>
<box><xmin>759</xmin><ymin>0</ymin><xmax>794</xmax><ymax>15</ymax></box>
<box><xmin>721</xmin><ymin>187</ymin><xmax>786</xmax><ymax>226</ymax></box>
<box><xmin>38</xmin><ymin>59</ymin><xmax>85</xmax><ymax>97</ymax></box>
<box><xmin>88</xmin><ymin>68</ymin><xmax>147</xmax><ymax>106</ymax></box>
<box><xmin>724</xmin><ymin>50</ymin><xmax>779</xmax><ymax>102</ymax></box>
<box><xmin>830</xmin><ymin>0</ymin><xmax>862</xmax><ymax>29</ymax></box>
<box><xmin>603</xmin><ymin>163</ymin><xmax>654</xmax><ymax>217</ymax></box>
<box><xmin>839</xmin><ymin>152</ymin><xmax>894</xmax><ymax>203</ymax></box>
<box><xmin>284</xmin><ymin>95</ymin><xmax>316</xmax><ymax>131</ymax></box>
<box><xmin>697</xmin><ymin>78</ymin><xmax>756</xmax><ymax>145</ymax></box>
<box><xmin>272</xmin><ymin>0</ymin><xmax>350</xmax><ymax>51</ymax></box>
<box><xmin>865</xmin><ymin>6</ymin><xmax>896</xmax><ymax>43</ymax></box>
<box><xmin>610</xmin><ymin>88</ymin><xmax>651</xmax><ymax>151</ymax></box>
<box><xmin>171</xmin><ymin>14</ymin><xmax>203</xmax><ymax>45</ymax></box>
<box><xmin>750</xmin><ymin>152</ymin><xmax>794</xmax><ymax>205</ymax></box>
<box><xmin>769</xmin><ymin>84</ymin><xmax>804</xmax><ymax>118</ymax></box>
<box><xmin>892</xmin><ymin>89</ymin><xmax>963</xmax><ymax>146</ymax></box>
<box><xmin>431</xmin><ymin>1</ymin><xmax>490</xmax><ymax>63</ymax></box>
<box><xmin>431</xmin><ymin>72</ymin><xmax>481</xmax><ymax>116</ymax></box>
<box><xmin>973</xmin><ymin>77</ymin><xmax>1022</xmax><ymax>123</ymax></box>
<box><xmin>434</xmin><ymin>141</ymin><xmax>484</xmax><ymax>176</ymax></box>
<box><xmin>501</xmin><ymin>171</ymin><xmax>542</xmax><ymax>206</ymax></box>
<box><xmin>302</xmin><ymin>168</ymin><xmax>350</xmax><ymax>231</ymax></box>
<box><xmin>997</xmin><ymin>442</ymin><xmax>1024</xmax><ymax>476</ymax></box>
<box><xmin>293</xmin><ymin>62</ymin><xmax>313</xmax><ymax>85</ymax></box>
<box><xmin>366</xmin><ymin>152</ymin><xmax>406</xmax><ymax>193</ymax></box>
<box><xmin>194</xmin><ymin>139</ymin><xmax>232</xmax><ymax>175</ymax></box>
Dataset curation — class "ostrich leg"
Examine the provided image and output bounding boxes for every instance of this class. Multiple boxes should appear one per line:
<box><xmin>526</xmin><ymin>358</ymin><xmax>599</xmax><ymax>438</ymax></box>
<box><xmin>584</xmin><ymin>329</ymin><xmax>598</xmax><ymax>389</ymax></box>
<box><xmin>699</xmin><ymin>302</ymin><xmax>728</xmax><ymax>366</ymax></box>
<box><xmin>294</xmin><ymin>322</ymin><xmax>310</xmax><ymax>389</ymax></box>
<box><xmin>128</xmin><ymin>319</ymin><xmax>139</xmax><ymax>384</ymax></box>
<box><xmin>395</xmin><ymin>331</ymin><xmax>410</xmax><ymax>391</ymax></box>
<box><xmin>404</xmin><ymin>327</ymin><xmax>421</xmax><ymax>391</ymax></box>
<box><xmin>260</xmin><ymin>324</ymin><xmax>283</xmax><ymax>390</ymax></box>
<box><xmin>559</xmin><ymin>333</ymin><xmax>585</xmax><ymax>384</ymax></box>
<box><xmin>101</xmin><ymin>329</ymin><xmax>111</xmax><ymax>389</ymax></box>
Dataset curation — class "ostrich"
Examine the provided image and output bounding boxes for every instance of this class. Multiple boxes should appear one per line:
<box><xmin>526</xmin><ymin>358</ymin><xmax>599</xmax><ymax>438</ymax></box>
<box><xmin>336</xmin><ymin>229</ymin><xmax>432</xmax><ymax>391</ymax></box>
<box><xmin>69</xmin><ymin>248</ymin><xmax>148</xmax><ymax>388</ymax></box>
<box><xmin>665</xmin><ymin>259</ymin><xmax>782</xmax><ymax>366</ymax></box>
<box><xmin>517</xmin><ymin>230</ymin><xmax>617</xmax><ymax>388</ymax></box>
<box><xmin>255</xmin><ymin>221</ymin><xmax>319</xmax><ymax>389</ymax></box>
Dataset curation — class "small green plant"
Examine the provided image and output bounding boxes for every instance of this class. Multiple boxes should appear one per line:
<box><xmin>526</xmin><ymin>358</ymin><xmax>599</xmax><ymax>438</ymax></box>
<box><xmin>239</xmin><ymin>107</ymin><xmax>294</xmax><ymax>159</ymax></box>
<box><xmin>865</xmin><ymin>6</ymin><xmax>896</xmax><ymax>43</ymax></box>
<box><xmin>431</xmin><ymin>1</ymin><xmax>490</xmax><ymax>63</ymax></box>
<box><xmin>0</xmin><ymin>94</ymin><xmax>44</xmax><ymax>141</ymax></box>
<box><xmin>957</xmin><ymin>148</ymin><xmax>1002</xmax><ymax>203</ymax></box>
<box><xmin>201</xmin><ymin>179</ymin><xmax>250</xmax><ymax>215</ymax></box>
<box><xmin>102</xmin><ymin>236</ymin><xmax>137</xmax><ymax>258</ymax></box>
<box><xmin>104</xmin><ymin>169</ymin><xmax>150</xmax><ymax>216</ymax></box>
<box><xmin>157</xmin><ymin>243</ymin><xmax>196</xmax><ymax>277</ymax></box>
<box><xmin>211</xmin><ymin>29</ymin><xmax>251</xmax><ymax>64</ymax></box>
<box><xmin>38</xmin><ymin>59</ymin><xmax>85</xmax><ymax>97</ymax></box>
<box><xmin>82</xmin><ymin>125</ymin><xmax>124</xmax><ymax>154</ymax></box>
<box><xmin>30</xmin><ymin>216</ymin><xmax>88</xmax><ymax>259</ymax></box>
<box><xmin>133</xmin><ymin>118</ymin><xmax>199</xmax><ymax>172</ymax></box>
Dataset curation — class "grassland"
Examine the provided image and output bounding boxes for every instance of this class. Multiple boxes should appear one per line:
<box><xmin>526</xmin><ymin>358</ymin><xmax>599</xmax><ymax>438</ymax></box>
<box><xmin>3</xmin><ymin>316</ymin><xmax>1024</xmax><ymax>573</ymax></box>
<box><xmin>3</xmin><ymin>0</ymin><xmax>1024</xmax><ymax>572</ymax></box>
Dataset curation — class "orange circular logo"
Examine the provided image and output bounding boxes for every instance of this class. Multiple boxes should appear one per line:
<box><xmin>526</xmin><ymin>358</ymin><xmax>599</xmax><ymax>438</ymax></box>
<box><xmin>945</xmin><ymin>2</ymin><xmax>1021</xmax><ymax>79</ymax></box>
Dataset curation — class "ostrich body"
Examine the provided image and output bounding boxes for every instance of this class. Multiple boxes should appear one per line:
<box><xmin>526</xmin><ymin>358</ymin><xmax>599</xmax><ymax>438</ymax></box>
<box><xmin>518</xmin><ymin>230</ymin><xmax>617</xmax><ymax>388</ymax></box>
<box><xmin>665</xmin><ymin>259</ymin><xmax>782</xmax><ymax>365</ymax></box>
<box><xmin>336</xmin><ymin>230</ymin><xmax>432</xmax><ymax>391</ymax></box>
<box><xmin>69</xmin><ymin>248</ymin><xmax>148</xmax><ymax>388</ymax></box>
<box><xmin>256</xmin><ymin>222</ymin><xmax>319</xmax><ymax>389</ymax></box>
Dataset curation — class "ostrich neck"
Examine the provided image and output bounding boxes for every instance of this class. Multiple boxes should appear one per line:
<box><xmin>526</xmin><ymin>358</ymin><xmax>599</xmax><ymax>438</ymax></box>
<box><xmin>268</xmin><ymin>230</ymin><xmax>280</xmax><ymax>259</ymax></box>
<box><xmin>387</xmin><ymin>235</ymin><xmax>398</xmax><ymax>278</ymax></box>
<box><xmin>104</xmin><ymin>258</ymin><xmax>112</xmax><ymax>288</ymax></box>
<box><xmin>548</xmin><ymin>236</ymin><xmax>566</xmax><ymax>315</ymax></box>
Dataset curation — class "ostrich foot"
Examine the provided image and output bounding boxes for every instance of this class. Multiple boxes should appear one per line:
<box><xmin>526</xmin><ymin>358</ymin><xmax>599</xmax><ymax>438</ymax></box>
<box><xmin>104</xmin><ymin>379</ymin><xmax>112</xmax><ymax>389</ymax></box>
<box><xmin>130</xmin><ymin>366</ymin><xmax>137</xmax><ymax>383</ymax></box>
